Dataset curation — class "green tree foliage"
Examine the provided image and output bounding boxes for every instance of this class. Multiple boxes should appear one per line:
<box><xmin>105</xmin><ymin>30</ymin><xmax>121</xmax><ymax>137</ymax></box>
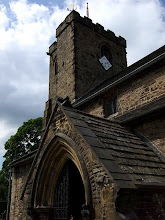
<box><xmin>4</xmin><ymin>117</ymin><xmax>43</xmax><ymax>164</ymax></box>
<box><xmin>0</xmin><ymin>170</ymin><xmax>8</xmax><ymax>199</ymax></box>
<box><xmin>0</xmin><ymin>117</ymin><xmax>43</xmax><ymax>213</ymax></box>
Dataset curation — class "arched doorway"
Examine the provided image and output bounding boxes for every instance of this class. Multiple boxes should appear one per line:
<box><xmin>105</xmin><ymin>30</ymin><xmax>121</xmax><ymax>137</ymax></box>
<box><xmin>54</xmin><ymin>160</ymin><xmax>85</xmax><ymax>220</ymax></box>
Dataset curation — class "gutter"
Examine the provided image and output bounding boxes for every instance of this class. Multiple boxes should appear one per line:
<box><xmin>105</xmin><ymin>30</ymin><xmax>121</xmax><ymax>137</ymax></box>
<box><xmin>73</xmin><ymin>51</ymin><xmax>165</xmax><ymax>108</ymax></box>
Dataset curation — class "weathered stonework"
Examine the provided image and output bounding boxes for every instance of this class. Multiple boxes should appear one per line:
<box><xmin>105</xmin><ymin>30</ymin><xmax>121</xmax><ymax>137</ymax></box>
<box><xmin>118</xmin><ymin>64</ymin><xmax>165</xmax><ymax>113</ymax></box>
<box><xmin>78</xmin><ymin>63</ymin><xmax>165</xmax><ymax>119</ymax></box>
<box><xmin>77</xmin><ymin>61</ymin><xmax>165</xmax><ymax>155</ymax></box>
<box><xmin>79</xmin><ymin>97</ymin><xmax>104</xmax><ymax>118</ymax></box>
<box><xmin>10</xmin><ymin>161</ymin><xmax>33</xmax><ymax>220</ymax></box>
<box><xmin>11</xmin><ymin>107</ymin><xmax>120</xmax><ymax>220</ymax></box>
<box><xmin>135</xmin><ymin>116</ymin><xmax>165</xmax><ymax>156</ymax></box>
<box><xmin>52</xmin><ymin>113</ymin><xmax>119</xmax><ymax>219</ymax></box>
<box><xmin>9</xmin><ymin>9</ymin><xmax>165</xmax><ymax>220</ymax></box>
<box><xmin>48</xmin><ymin>10</ymin><xmax>127</xmax><ymax>110</ymax></box>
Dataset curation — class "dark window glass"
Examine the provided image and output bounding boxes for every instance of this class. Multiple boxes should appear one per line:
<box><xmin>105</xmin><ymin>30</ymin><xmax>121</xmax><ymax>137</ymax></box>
<box><xmin>104</xmin><ymin>97</ymin><xmax>118</xmax><ymax>117</ymax></box>
<box><xmin>101</xmin><ymin>45</ymin><xmax>111</xmax><ymax>61</ymax></box>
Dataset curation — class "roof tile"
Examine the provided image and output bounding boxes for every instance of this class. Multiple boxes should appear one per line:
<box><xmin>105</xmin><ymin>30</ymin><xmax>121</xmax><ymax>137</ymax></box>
<box><xmin>63</xmin><ymin>106</ymin><xmax>165</xmax><ymax>188</ymax></box>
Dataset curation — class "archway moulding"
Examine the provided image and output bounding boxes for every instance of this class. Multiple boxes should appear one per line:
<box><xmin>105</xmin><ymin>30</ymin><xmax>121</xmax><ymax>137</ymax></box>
<box><xmin>31</xmin><ymin>132</ymin><xmax>92</xmax><ymax>209</ymax></box>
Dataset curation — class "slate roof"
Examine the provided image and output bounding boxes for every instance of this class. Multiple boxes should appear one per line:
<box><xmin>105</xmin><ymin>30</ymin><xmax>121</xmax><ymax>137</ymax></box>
<box><xmin>62</xmin><ymin>105</ymin><xmax>165</xmax><ymax>189</ymax></box>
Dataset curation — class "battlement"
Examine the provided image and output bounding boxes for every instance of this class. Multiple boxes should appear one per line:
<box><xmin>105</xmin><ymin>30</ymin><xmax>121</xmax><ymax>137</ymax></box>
<box><xmin>56</xmin><ymin>10</ymin><xmax>126</xmax><ymax>48</ymax></box>
<box><xmin>48</xmin><ymin>41</ymin><xmax>57</xmax><ymax>55</ymax></box>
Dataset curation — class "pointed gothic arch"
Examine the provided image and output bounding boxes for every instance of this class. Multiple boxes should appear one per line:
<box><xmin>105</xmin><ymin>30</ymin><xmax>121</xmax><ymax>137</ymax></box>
<box><xmin>100</xmin><ymin>43</ymin><xmax>112</xmax><ymax>62</ymax></box>
<box><xmin>30</xmin><ymin>133</ymin><xmax>91</xmax><ymax>219</ymax></box>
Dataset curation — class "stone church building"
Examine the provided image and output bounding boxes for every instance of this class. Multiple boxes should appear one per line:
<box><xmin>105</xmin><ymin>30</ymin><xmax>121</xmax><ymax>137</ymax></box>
<box><xmin>10</xmin><ymin>11</ymin><xmax>165</xmax><ymax>220</ymax></box>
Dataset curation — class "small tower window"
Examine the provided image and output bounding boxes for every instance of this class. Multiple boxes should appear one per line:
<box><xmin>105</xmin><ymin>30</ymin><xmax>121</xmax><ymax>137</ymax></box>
<box><xmin>55</xmin><ymin>61</ymin><xmax>58</xmax><ymax>75</ymax></box>
<box><xmin>104</xmin><ymin>96</ymin><xmax>118</xmax><ymax>117</ymax></box>
<box><xmin>54</xmin><ymin>56</ymin><xmax>58</xmax><ymax>75</ymax></box>
<box><xmin>101</xmin><ymin>44</ymin><xmax>111</xmax><ymax>61</ymax></box>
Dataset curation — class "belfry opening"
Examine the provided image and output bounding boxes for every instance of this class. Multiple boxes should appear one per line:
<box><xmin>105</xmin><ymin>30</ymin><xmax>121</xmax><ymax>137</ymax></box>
<box><xmin>54</xmin><ymin>160</ymin><xmax>85</xmax><ymax>220</ymax></box>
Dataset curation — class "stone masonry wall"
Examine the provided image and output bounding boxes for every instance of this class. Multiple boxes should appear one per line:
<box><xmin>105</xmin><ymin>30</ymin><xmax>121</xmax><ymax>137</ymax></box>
<box><xmin>78</xmin><ymin>63</ymin><xmax>165</xmax><ymax>118</ymax></box>
<box><xmin>78</xmin><ymin>63</ymin><xmax>165</xmax><ymax>157</ymax></box>
<box><xmin>74</xmin><ymin>19</ymin><xmax>127</xmax><ymax>98</ymax></box>
<box><xmin>48</xmin><ymin>23</ymin><xmax>75</xmax><ymax>105</ymax></box>
<box><xmin>55</xmin><ymin>24</ymin><xmax>76</xmax><ymax>102</ymax></box>
<box><xmin>79</xmin><ymin>96</ymin><xmax>104</xmax><ymax>118</ymax></box>
<box><xmin>48</xmin><ymin>42</ymin><xmax>57</xmax><ymax>105</ymax></box>
<box><xmin>135</xmin><ymin>116</ymin><xmax>165</xmax><ymax>156</ymax></box>
<box><xmin>48</xmin><ymin>11</ymin><xmax>127</xmax><ymax>108</ymax></box>
<box><xmin>118</xmin><ymin>64</ymin><xmax>165</xmax><ymax>114</ymax></box>
<box><xmin>10</xmin><ymin>162</ymin><xmax>32</xmax><ymax>220</ymax></box>
<box><xmin>25</xmin><ymin>110</ymin><xmax>121</xmax><ymax>220</ymax></box>
<box><xmin>52</xmin><ymin>112</ymin><xmax>120</xmax><ymax>220</ymax></box>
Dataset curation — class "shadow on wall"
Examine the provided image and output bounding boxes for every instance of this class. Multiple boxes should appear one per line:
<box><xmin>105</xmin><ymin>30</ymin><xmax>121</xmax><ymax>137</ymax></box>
<box><xmin>0</xmin><ymin>201</ymin><xmax>7</xmax><ymax>220</ymax></box>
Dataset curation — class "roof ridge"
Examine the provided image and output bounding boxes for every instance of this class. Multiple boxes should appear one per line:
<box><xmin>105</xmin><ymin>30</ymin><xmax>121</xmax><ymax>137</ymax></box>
<box><xmin>62</xmin><ymin>105</ymin><xmax>120</xmax><ymax>125</ymax></box>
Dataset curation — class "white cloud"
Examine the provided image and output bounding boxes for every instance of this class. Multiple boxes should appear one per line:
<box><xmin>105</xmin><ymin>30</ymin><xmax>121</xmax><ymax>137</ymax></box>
<box><xmin>0</xmin><ymin>0</ymin><xmax>72</xmax><ymax>169</ymax></box>
<box><xmin>0</xmin><ymin>120</ymin><xmax>17</xmax><ymax>166</ymax></box>
<box><xmin>0</xmin><ymin>4</ymin><xmax>9</xmax><ymax>28</ymax></box>
<box><xmin>87</xmin><ymin>0</ymin><xmax>165</xmax><ymax>64</ymax></box>
<box><xmin>0</xmin><ymin>120</ymin><xmax>16</xmax><ymax>143</ymax></box>
<box><xmin>0</xmin><ymin>0</ymin><xmax>164</xmax><ymax>169</ymax></box>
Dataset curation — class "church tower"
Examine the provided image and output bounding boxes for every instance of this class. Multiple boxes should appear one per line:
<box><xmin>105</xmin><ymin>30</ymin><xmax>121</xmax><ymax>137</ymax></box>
<box><xmin>46</xmin><ymin>10</ymin><xmax>127</xmax><ymax>114</ymax></box>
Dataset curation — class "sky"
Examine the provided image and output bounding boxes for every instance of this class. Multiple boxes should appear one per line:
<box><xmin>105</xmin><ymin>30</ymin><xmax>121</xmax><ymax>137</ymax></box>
<box><xmin>0</xmin><ymin>0</ymin><xmax>165</xmax><ymax>169</ymax></box>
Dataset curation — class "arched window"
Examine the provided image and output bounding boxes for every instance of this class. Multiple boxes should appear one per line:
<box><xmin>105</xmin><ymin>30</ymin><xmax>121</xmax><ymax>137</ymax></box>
<box><xmin>101</xmin><ymin>44</ymin><xmax>111</xmax><ymax>61</ymax></box>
